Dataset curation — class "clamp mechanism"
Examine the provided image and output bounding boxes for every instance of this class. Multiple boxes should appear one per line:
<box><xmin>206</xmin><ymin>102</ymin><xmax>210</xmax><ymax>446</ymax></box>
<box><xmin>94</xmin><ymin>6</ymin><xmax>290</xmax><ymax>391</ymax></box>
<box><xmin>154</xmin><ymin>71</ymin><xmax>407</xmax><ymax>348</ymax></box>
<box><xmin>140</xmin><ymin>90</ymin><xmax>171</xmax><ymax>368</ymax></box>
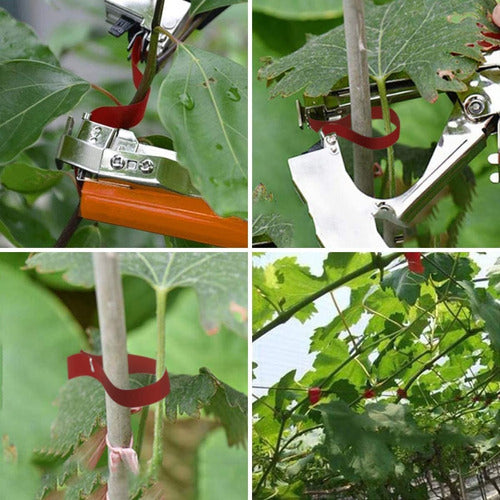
<box><xmin>289</xmin><ymin>51</ymin><xmax>500</xmax><ymax>248</ymax></box>
<box><xmin>56</xmin><ymin>114</ymin><xmax>199</xmax><ymax>196</ymax></box>
<box><xmin>105</xmin><ymin>0</ymin><xmax>191</xmax><ymax>56</ymax></box>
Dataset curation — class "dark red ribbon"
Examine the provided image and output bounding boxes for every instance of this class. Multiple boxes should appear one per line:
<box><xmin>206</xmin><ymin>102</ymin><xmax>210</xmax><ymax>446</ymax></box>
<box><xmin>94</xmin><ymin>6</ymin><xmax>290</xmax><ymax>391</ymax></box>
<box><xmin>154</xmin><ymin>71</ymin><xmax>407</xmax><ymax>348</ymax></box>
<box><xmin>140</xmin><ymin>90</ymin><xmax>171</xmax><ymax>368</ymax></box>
<box><xmin>90</xmin><ymin>37</ymin><xmax>150</xmax><ymax>129</ymax></box>
<box><xmin>67</xmin><ymin>351</ymin><xmax>170</xmax><ymax>407</ymax></box>
<box><xmin>404</xmin><ymin>252</ymin><xmax>424</xmax><ymax>274</ymax></box>
<box><xmin>308</xmin><ymin>106</ymin><xmax>401</xmax><ymax>150</ymax></box>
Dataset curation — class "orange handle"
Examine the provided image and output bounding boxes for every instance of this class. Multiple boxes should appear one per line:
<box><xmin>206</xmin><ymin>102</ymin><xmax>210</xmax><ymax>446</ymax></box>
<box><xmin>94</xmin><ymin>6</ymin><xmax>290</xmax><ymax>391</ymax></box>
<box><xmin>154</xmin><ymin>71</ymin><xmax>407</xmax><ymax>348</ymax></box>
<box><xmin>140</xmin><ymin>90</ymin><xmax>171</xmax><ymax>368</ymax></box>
<box><xmin>80</xmin><ymin>180</ymin><xmax>247</xmax><ymax>248</ymax></box>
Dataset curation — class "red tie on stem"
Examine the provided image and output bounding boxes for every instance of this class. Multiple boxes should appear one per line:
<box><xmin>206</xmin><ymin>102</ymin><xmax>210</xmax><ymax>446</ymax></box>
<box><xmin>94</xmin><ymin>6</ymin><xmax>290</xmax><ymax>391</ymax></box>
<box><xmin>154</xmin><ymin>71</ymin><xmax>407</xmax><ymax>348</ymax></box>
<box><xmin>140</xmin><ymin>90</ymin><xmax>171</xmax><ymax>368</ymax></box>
<box><xmin>308</xmin><ymin>387</ymin><xmax>322</xmax><ymax>405</ymax></box>
<box><xmin>404</xmin><ymin>252</ymin><xmax>424</xmax><ymax>274</ymax></box>
<box><xmin>67</xmin><ymin>351</ymin><xmax>170</xmax><ymax>407</ymax></box>
<box><xmin>308</xmin><ymin>106</ymin><xmax>401</xmax><ymax>150</ymax></box>
<box><xmin>90</xmin><ymin>36</ymin><xmax>150</xmax><ymax>129</ymax></box>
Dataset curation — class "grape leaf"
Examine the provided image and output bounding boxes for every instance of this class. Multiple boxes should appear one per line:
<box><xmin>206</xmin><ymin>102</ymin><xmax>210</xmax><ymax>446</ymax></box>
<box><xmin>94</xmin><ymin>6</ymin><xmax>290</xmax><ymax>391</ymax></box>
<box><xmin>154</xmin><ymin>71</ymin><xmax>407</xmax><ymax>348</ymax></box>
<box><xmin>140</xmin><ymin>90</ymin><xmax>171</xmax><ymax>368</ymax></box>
<box><xmin>0</xmin><ymin>162</ymin><xmax>65</xmax><ymax>194</ymax></box>
<box><xmin>382</xmin><ymin>267</ymin><xmax>426</xmax><ymax>305</ymax></box>
<box><xmin>25</xmin><ymin>252</ymin><xmax>248</xmax><ymax>336</ymax></box>
<box><xmin>190</xmin><ymin>0</ymin><xmax>246</xmax><ymax>16</ymax></box>
<box><xmin>165</xmin><ymin>369</ymin><xmax>247</xmax><ymax>447</ymax></box>
<box><xmin>0</xmin><ymin>60</ymin><xmax>89</xmax><ymax>164</ymax></box>
<box><xmin>0</xmin><ymin>8</ymin><xmax>59</xmax><ymax>64</ymax></box>
<box><xmin>259</xmin><ymin>0</ymin><xmax>488</xmax><ymax>102</ymax></box>
<box><xmin>253</xmin><ymin>0</ymin><xmax>343</xmax><ymax>21</ymax></box>
<box><xmin>158</xmin><ymin>45</ymin><xmax>247</xmax><ymax>218</ymax></box>
<box><xmin>37</xmin><ymin>374</ymin><xmax>150</xmax><ymax>458</ymax></box>
<box><xmin>252</xmin><ymin>213</ymin><xmax>293</xmax><ymax>247</ymax></box>
<box><xmin>320</xmin><ymin>401</ymin><xmax>427</xmax><ymax>481</ymax></box>
<box><xmin>461</xmin><ymin>281</ymin><xmax>500</xmax><ymax>352</ymax></box>
<box><xmin>252</xmin><ymin>256</ymin><xmax>327</xmax><ymax>331</ymax></box>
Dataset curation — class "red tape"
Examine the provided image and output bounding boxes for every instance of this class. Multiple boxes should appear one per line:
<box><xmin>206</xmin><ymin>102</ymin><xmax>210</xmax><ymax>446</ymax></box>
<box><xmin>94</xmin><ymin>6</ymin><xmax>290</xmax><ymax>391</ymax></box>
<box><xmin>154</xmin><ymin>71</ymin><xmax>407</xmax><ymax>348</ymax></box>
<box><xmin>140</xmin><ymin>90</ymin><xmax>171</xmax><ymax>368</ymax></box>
<box><xmin>67</xmin><ymin>351</ymin><xmax>170</xmax><ymax>407</ymax></box>
<box><xmin>308</xmin><ymin>106</ymin><xmax>400</xmax><ymax>150</ymax></box>
<box><xmin>90</xmin><ymin>37</ymin><xmax>150</xmax><ymax>129</ymax></box>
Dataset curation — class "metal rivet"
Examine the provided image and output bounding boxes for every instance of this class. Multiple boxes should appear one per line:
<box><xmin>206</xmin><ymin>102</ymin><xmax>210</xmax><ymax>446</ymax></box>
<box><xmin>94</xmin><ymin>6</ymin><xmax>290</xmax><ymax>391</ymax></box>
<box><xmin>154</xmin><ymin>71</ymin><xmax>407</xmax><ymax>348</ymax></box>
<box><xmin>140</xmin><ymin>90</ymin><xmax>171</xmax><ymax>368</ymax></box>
<box><xmin>110</xmin><ymin>155</ymin><xmax>126</xmax><ymax>170</ymax></box>
<box><xmin>89</xmin><ymin>126</ymin><xmax>102</xmax><ymax>143</ymax></box>
<box><xmin>139</xmin><ymin>159</ymin><xmax>154</xmax><ymax>173</ymax></box>
<box><xmin>464</xmin><ymin>95</ymin><xmax>486</xmax><ymax>116</ymax></box>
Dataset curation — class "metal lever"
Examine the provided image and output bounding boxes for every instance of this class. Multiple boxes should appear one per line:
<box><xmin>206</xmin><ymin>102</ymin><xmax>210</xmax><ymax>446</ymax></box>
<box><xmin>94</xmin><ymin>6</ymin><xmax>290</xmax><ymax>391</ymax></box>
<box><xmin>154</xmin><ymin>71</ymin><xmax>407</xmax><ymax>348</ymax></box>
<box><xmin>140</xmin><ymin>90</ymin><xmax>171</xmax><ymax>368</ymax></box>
<box><xmin>104</xmin><ymin>0</ymin><xmax>191</xmax><ymax>56</ymax></box>
<box><xmin>56</xmin><ymin>114</ymin><xmax>199</xmax><ymax>197</ymax></box>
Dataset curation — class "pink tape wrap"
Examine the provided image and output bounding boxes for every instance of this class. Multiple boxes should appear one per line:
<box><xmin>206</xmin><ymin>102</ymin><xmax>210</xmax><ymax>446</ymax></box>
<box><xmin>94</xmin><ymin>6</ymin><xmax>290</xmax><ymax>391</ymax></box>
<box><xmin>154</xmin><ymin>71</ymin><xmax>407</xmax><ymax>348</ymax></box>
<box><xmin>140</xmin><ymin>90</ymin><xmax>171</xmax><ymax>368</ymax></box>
<box><xmin>106</xmin><ymin>434</ymin><xmax>139</xmax><ymax>474</ymax></box>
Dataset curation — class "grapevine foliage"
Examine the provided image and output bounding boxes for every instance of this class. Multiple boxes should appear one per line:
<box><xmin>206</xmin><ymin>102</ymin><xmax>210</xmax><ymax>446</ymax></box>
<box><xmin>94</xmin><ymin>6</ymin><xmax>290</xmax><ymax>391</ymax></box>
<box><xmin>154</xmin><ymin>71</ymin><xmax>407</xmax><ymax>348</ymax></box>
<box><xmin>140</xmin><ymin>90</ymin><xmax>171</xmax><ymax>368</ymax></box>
<box><xmin>253</xmin><ymin>253</ymin><xmax>500</xmax><ymax>498</ymax></box>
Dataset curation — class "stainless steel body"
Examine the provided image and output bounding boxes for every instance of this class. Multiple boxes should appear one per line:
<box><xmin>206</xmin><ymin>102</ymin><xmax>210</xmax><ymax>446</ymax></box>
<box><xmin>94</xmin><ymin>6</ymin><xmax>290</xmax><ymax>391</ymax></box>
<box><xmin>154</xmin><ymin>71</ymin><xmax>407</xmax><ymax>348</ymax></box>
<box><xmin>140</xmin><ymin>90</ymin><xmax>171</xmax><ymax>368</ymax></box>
<box><xmin>56</xmin><ymin>115</ymin><xmax>199</xmax><ymax>197</ymax></box>
<box><xmin>290</xmin><ymin>51</ymin><xmax>500</xmax><ymax>248</ymax></box>
<box><xmin>104</xmin><ymin>0</ymin><xmax>191</xmax><ymax>53</ymax></box>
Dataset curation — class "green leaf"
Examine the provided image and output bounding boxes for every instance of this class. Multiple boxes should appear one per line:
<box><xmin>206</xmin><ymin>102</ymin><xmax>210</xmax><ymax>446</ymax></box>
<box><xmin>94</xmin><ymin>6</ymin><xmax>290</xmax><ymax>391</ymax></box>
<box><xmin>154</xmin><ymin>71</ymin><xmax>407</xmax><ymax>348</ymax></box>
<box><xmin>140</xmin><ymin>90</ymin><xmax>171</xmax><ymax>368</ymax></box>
<box><xmin>252</xmin><ymin>256</ymin><xmax>327</xmax><ymax>330</ymax></box>
<box><xmin>259</xmin><ymin>0</ymin><xmax>486</xmax><ymax>102</ymax></box>
<box><xmin>165</xmin><ymin>369</ymin><xmax>247</xmax><ymax>447</ymax></box>
<box><xmin>382</xmin><ymin>267</ymin><xmax>426</xmax><ymax>305</ymax></box>
<box><xmin>461</xmin><ymin>281</ymin><xmax>500</xmax><ymax>351</ymax></box>
<box><xmin>252</xmin><ymin>213</ymin><xmax>293</xmax><ymax>247</ymax></box>
<box><xmin>189</xmin><ymin>0</ymin><xmax>246</xmax><ymax>16</ymax></box>
<box><xmin>320</xmin><ymin>401</ymin><xmax>427</xmax><ymax>481</ymax></box>
<box><xmin>0</xmin><ymin>162</ymin><xmax>65</xmax><ymax>194</ymax></box>
<box><xmin>0</xmin><ymin>61</ymin><xmax>89</xmax><ymax>165</ymax></box>
<box><xmin>0</xmin><ymin>262</ymin><xmax>83</xmax><ymax>497</ymax></box>
<box><xmin>37</xmin><ymin>375</ymin><xmax>150</xmax><ymax>458</ymax></box>
<box><xmin>253</xmin><ymin>0</ymin><xmax>343</xmax><ymax>21</ymax></box>
<box><xmin>26</xmin><ymin>252</ymin><xmax>248</xmax><ymax>336</ymax></box>
<box><xmin>48</xmin><ymin>21</ymin><xmax>92</xmax><ymax>58</ymax></box>
<box><xmin>67</xmin><ymin>225</ymin><xmax>102</xmax><ymax>248</ymax></box>
<box><xmin>158</xmin><ymin>45</ymin><xmax>247</xmax><ymax>217</ymax></box>
<box><xmin>0</xmin><ymin>8</ymin><xmax>58</xmax><ymax>64</ymax></box>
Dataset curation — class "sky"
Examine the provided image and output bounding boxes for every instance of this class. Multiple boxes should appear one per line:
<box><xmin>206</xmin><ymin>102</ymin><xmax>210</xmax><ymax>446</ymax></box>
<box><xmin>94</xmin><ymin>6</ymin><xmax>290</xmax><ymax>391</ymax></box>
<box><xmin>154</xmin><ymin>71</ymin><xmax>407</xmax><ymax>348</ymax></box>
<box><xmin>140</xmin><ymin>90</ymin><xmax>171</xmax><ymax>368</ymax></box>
<box><xmin>252</xmin><ymin>251</ymin><xmax>499</xmax><ymax>399</ymax></box>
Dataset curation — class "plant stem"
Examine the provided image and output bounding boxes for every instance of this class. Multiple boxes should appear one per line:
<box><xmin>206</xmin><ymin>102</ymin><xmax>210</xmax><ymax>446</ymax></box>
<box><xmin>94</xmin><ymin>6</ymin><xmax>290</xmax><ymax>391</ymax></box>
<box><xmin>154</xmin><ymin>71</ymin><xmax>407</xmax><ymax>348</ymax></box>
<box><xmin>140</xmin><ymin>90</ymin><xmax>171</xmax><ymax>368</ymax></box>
<box><xmin>376</xmin><ymin>77</ymin><xmax>396</xmax><ymax>197</ymax></box>
<box><xmin>136</xmin><ymin>405</ymin><xmax>150</xmax><ymax>461</ymax></box>
<box><xmin>343</xmin><ymin>0</ymin><xmax>374</xmax><ymax>196</ymax></box>
<box><xmin>93</xmin><ymin>253</ymin><xmax>131</xmax><ymax>500</ymax></box>
<box><xmin>252</xmin><ymin>253</ymin><xmax>401</xmax><ymax>341</ymax></box>
<box><xmin>54</xmin><ymin>205</ymin><xmax>82</xmax><ymax>248</ymax></box>
<box><xmin>253</xmin><ymin>417</ymin><xmax>287</xmax><ymax>496</ymax></box>
<box><xmin>129</xmin><ymin>0</ymin><xmax>165</xmax><ymax>104</ymax></box>
<box><xmin>376</xmin><ymin>77</ymin><xmax>399</xmax><ymax>245</ymax></box>
<box><xmin>149</xmin><ymin>287</ymin><xmax>168</xmax><ymax>477</ymax></box>
<box><xmin>91</xmin><ymin>84</ymin><xmax>122</xmax><ymax>105</ymax></box>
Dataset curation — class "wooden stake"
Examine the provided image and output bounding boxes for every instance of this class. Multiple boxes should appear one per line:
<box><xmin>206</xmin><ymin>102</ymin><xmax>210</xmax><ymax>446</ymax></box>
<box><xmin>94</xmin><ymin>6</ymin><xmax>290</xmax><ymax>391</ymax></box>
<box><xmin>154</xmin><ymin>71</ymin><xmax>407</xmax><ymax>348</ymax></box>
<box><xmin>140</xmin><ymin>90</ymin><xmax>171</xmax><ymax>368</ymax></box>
<box><xmin>93</xmin><ymin>253</ymin><xmax>132</xmax><ymax>500</ymax></box>
<box><xmin>343</xmin><ymin>0</ymin><xmax>374</xmax><ymax>196</ymax></box>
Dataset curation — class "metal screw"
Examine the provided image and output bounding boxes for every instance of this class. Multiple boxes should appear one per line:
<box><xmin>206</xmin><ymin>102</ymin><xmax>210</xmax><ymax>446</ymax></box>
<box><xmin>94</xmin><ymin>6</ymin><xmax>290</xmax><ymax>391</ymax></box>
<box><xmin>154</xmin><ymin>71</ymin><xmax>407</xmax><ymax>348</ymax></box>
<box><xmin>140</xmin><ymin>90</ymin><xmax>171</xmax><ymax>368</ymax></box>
<box><xmin>139</xmin><ymin>159</ymin><xmax>154</xmax><ymax>174</ymax></box>
<box><xmin>465</xmin><ymin>95</ymin><xmax>486</xmax><ymax>116</ymax></box>
<box><xmin>110</xmin><ymin>155</ymin><xmax>126</xmax><ymax>170</ymax></box>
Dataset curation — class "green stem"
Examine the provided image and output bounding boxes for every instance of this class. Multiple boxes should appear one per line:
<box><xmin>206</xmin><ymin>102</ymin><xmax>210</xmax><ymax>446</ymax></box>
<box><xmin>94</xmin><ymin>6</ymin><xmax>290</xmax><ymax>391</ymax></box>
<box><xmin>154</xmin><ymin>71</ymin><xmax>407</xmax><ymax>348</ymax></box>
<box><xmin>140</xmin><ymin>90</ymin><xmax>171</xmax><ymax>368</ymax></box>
<box><xmin>253</xmin><ymin>253</ymin><xmax>402</xmax><ymax>341</ymax></box>
<box><xmin>253</xmin><ymin>417</ymin><xmax>288</xmax><ymax>496</ymax></box>
<box><xmin>135</xmin><ymin>405</ymin><xmax>150</xmax><ymax>461</ymax></box>
<box><xmin>376</xmin><ymin>77</ymin><xmax>396</xmax><ymax>197</ymax></box>
<box><xmin>150</xmin><ymin>288</ymin><xmax>168</xmax><ymax>477</ymax></box>
<box><xmin>129</xmin><ymin>0</ymin><xmax>165</xmax><ymax>104</ymax></box>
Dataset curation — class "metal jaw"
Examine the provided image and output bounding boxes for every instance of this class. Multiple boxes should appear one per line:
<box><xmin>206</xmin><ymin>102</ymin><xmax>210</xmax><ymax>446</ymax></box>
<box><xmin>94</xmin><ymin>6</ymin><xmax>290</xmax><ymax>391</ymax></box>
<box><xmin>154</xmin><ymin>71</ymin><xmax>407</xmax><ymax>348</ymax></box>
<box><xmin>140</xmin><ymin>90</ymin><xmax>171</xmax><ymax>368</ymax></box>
<box><xmin>56</xmin><ymin>114</ymin><xmax>199</xmax><ymax>197</ymax></box>
<box><xmin>104</xmin><ymin>0</ymin><xmax>191</xmax><ymax>55</ymax></box>
<box><xmin>290</xmin><ymin>52</ymin><xmax>500</xmax><ymax>248</ymax></box>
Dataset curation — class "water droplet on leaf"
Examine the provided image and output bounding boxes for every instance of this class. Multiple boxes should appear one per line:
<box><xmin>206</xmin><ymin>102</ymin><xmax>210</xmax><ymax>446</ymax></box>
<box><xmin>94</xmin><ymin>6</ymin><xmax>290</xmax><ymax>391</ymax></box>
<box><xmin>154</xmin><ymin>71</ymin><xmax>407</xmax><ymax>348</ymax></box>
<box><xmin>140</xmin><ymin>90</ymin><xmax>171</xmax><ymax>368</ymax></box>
<box><xmin>226</xmin><ymin>87</ymin><xmax>241</xmax><ymax>102</ymax></box>
<box><xmin>179</xmin><ymin>92</ymin><xmax>194</xmax><ymax>110</ymax></box>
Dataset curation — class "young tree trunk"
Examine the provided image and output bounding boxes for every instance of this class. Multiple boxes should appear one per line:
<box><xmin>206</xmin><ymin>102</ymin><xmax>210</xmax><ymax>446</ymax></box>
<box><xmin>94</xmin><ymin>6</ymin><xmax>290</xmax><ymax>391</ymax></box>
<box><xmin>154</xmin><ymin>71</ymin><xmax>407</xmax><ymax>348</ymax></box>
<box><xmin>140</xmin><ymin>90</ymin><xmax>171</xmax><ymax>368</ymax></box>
<box><xmin>93</xmin><ymin>253</ymin><xmax>132</xmax><ymax>500</ymax></box>
<box><xmin>342</xmin><ymin>0</ymin><xmax>374</xmax><ymax>196</ymax></box>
